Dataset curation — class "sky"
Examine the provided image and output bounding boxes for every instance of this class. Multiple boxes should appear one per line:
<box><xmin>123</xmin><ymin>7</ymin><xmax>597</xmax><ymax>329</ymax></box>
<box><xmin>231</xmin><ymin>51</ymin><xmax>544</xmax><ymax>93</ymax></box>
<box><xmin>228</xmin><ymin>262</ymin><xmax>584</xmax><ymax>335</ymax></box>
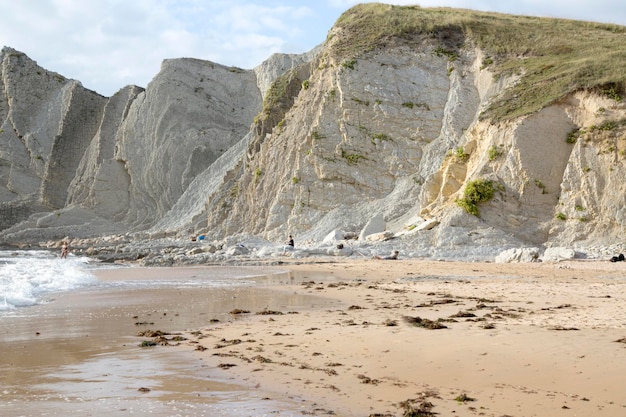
<box><xmin>1</xmin><ymin>1</ymin><xmax>625</xmax><ymax>97</ymax></box>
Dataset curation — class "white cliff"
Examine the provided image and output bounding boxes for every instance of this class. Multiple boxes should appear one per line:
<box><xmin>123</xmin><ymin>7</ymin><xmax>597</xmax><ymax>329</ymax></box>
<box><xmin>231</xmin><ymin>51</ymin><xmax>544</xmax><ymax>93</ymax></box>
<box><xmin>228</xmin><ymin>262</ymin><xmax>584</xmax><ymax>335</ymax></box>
<box><xmin>1</xmin><ymin>6</ymin><xmax>626</xmax><ymax>261</ymax></box>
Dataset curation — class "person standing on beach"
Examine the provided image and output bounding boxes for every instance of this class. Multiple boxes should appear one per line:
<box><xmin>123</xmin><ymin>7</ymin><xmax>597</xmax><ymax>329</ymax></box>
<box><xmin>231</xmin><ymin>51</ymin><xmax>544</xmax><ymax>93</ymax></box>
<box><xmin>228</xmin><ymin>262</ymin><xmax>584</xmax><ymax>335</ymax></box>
<box><xmin>282</xmin><ymin>235</ymin><xmax>295</xmax><ymax>255</ymax></box>
<box><xmin>60</xmin><ymin>242</ymin><xmax>69</xmax><ymax>259</ymax></box>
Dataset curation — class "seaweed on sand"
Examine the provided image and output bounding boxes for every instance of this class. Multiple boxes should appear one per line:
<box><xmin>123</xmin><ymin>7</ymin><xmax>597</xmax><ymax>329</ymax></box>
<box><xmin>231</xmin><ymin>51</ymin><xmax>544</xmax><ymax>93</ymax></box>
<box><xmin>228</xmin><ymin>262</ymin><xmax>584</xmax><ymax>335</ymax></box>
<box><xmin>403</xmin><ymin>316</ymin><xmax>448</xmax><ymax>329</ymax></box>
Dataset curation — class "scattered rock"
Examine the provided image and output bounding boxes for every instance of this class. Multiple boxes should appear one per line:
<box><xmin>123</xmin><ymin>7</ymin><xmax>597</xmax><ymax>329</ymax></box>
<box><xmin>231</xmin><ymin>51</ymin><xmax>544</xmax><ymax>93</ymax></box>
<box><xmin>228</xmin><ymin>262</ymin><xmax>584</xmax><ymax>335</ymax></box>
<box><xmin>542</xmin><ymin>247</ymin><xmax>576</xmax><ymax>262</ymax></box>
<box><xmin>359</xmin><ymin>213</ymin><xmax>386</xmax><ymax>241</ymax></box>
<box><xmin>495</xmin><ymin>248</ymin><xmax>540</xmax><ymax>263</ymax></box>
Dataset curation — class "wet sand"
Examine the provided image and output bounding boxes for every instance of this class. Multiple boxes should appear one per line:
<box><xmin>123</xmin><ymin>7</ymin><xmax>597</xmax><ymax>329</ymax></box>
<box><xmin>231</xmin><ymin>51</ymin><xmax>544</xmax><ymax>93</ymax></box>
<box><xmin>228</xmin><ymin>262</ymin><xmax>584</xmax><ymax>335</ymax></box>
<box><xmin>2</xmin><ymin>260</ymin><xmax>626</xmax><ymax>417</ymax></box>
<box><xmin>0</xmin><ymin>265</ymin><xmax>332</xmax><ymax>417</ymax></box>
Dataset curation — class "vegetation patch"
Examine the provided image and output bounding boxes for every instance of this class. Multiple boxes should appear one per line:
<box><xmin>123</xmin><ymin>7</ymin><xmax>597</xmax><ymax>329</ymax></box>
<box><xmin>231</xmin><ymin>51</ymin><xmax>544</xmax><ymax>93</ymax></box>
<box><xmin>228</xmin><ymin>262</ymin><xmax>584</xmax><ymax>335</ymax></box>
<box><xmin>454</xmin><ymin>146</ymin><xmax>470</xmax><ymax>162</ymax></box>
<box><xmin>372</xmin><ymin>133</ymin><xmax>392</xmax><ymax>142</ymax></box>
<box><xmin>433</xmin><ymin>46</ymin><xmax>459</xmax><ymax>61</ymax></box>
<box><xmin>488</xmin><ymin>145</ymin><xmax>502</xmax><ymax>161</ymax></box>
<box><xmin>601</xmin><ymin>85</ymin><xmax>622</xmax><ymax>101</ymax></box>
<box><xmin>331</xmin><ymin>4</ymin><xmax>626</xmax><ymax>121</ymax></box>
<box><xmin>254</xmin><ymin>168</ymin><xmax>262</xmax><ymax>182</ymax></box>
<box><xmin>341</xmin><ymin>59</ymin><xmax>357</xmax><ymax>70</ymax></box>
<box><xmin>311</xmin><ymin>130</ymin><xmax>327</xmax><ymax>141</ymax></box>
<box><xmin>341</xmin><ymin>149</ymin><xmax>367</xmax><ymax>165</ymax></box>
<box><xmin>254</xmin><ymin>68</ymin><xmax>303</xmax><ymax>137</ymax></box>
<box><xmin>351</xmin><ymin>97</ymin><xmax>370</xmax><ymax>106</ymax></box>
<box><xmin>454</xmin><ymin>393</ymin><xmax>476</xmax><ymax>403</ymax></box>
<box><xmin>455</xmin><ymin>178</ymin><xmax>495</xmax><ymax>216</ymax></box>
<box><xmin>566</xmin><ymin>128</ymin><xmax>581</xmax><ymax>143</ymax></box>
<box><xmin>398</xmin><ymin>398</ymin><xmax>437</xmax><ymax>417</ymax></box>
<box><xmin>534</xmin><ymin>179</ymin><xmax>547</xmax><ymax>193</ymax></box>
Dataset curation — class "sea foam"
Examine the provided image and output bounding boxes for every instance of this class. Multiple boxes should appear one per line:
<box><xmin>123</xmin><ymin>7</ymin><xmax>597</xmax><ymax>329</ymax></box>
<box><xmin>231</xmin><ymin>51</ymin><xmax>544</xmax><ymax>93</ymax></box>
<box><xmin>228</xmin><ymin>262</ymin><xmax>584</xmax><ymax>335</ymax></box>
<box><xmin>0</xmin><ymin>251</ymin><xmax>96</xmax><ymax>310</ymax></box>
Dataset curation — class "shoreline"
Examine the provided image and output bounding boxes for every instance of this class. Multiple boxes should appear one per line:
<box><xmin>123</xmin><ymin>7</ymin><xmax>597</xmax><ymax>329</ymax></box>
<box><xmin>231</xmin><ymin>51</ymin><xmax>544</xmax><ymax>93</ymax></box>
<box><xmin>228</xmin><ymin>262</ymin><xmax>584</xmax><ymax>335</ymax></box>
<box><xmin>0</xmin><ymin>264</ymin><xmax>332</xmax><ymax>417</ymax></box>
<box><xmin>163</xmin><ymin>259</ymin><xmax>626</xmax><ymax>417</ymax></box>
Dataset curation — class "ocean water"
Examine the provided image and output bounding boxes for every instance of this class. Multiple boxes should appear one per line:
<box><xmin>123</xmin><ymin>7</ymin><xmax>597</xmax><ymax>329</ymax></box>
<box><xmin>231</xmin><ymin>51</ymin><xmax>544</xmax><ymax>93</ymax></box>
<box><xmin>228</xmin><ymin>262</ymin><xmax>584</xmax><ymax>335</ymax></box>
<box><xmin>0</xmin><ymin>250</ymin><xmax>98</xmax><ymax>311</ymax></box>
<box><xmin>0</xmin><ymin>250</ymin><xmax>267</xmax><ymax>312</ymax></box>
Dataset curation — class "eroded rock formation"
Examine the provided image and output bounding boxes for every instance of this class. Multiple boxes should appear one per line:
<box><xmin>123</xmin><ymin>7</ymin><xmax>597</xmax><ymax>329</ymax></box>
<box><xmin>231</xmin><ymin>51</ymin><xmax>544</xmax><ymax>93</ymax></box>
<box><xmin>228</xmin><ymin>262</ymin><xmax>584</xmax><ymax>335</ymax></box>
<box><xmin>1</xmin><ymin>5</ymin><xmax>626</xmax><ymax>257</ymax></box>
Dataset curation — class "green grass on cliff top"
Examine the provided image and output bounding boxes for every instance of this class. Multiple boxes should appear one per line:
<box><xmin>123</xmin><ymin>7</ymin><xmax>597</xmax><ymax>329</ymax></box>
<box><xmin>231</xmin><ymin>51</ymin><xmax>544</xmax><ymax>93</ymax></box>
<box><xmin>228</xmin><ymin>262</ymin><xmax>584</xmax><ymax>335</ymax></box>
<box><xmin>330</xmin><ymin>3</ymin><xmax>626</xmax><ymax>121</ymax></box>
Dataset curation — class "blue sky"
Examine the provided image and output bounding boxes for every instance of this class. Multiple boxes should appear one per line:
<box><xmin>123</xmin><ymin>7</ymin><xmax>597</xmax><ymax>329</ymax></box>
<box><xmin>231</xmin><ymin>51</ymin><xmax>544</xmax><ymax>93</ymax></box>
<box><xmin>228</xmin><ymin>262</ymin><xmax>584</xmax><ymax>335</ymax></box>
<box><xmin>1</xmin><ymin>0</ymin><xmax>625</xmax><ymax>97</ymax></box>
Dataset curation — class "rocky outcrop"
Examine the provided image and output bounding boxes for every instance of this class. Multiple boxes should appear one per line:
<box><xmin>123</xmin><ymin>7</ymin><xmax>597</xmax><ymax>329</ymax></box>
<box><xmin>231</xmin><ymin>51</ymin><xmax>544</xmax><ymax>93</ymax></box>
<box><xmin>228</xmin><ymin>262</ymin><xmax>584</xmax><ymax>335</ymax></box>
<box><xmin>199</xmin><ymin>19</ymin><xmax>626</xmax><ymax>254</ymax></box>
<box><xmin>0</xmin><ymin>49</ymin><xmax>270</xmax><ymax>241</ymax></box>
<box><xmin>0</xmin><ymin>47</ymin><xmax>107</xmax><ymax>231</ymax></box>
<box><xmin>1</xmin><ymin>6</ymin><xmax>626</xmax><ymax>260</ymax></box>
<box><xmin>202</xmin><ymin>40</ymin><xmax>518</xmax><ymax>245</ymax></box>
<box><xmin>67</xmin><ymin>85</ymin><xmax>143</xmax><ymax>221</ymax></box>
<box><xmin>254</xmin><ymin>47</ymin><xmax>322</xmax><ymax>99</ymax></box>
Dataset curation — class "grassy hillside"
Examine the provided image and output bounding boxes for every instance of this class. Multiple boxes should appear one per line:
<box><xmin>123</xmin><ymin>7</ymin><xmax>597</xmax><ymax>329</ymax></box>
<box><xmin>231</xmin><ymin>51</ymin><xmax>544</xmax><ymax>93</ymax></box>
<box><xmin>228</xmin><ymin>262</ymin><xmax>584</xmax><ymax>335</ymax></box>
<box><xmin>329</xmin><ymin>3</ymin><xmax>626</xmax><ymax>121</ymax></box>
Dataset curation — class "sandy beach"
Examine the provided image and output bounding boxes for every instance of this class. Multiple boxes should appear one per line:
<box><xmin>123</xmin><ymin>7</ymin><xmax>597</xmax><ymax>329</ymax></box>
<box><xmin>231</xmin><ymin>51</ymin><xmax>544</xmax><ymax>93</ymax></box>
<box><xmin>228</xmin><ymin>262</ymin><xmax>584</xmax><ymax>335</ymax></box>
<box><xmin>0</xmin><ymin>265</ymin><xmax>326</xmax><ymax>416</ymax></box>
<box><xmin>2</xmin><ymin>259</ymin><xmax>625</xmax><ymax>417</ymax></box>
<box><xmin>162</xmin><ymin>259</ymin><xmax>626</xmax><ymax>417</ymax></box>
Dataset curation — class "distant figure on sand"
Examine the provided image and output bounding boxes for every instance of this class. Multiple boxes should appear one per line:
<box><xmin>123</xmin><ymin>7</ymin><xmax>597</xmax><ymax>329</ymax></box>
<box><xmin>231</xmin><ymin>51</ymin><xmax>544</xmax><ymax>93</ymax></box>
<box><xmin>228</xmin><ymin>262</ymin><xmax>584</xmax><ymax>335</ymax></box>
<box><xmin>282</xmin><ymin>235</ymin><xmax>295</xmax><ymax>255</ymax></box>
<box><xmin>373</xmin><ymin>250</ymin><xmax>399</xmax><ymax>260</ymax></box>
<box><xmin>60</xmin><ymin>242</ymin><xmax>69</xmax><ymax>259</ymax></box>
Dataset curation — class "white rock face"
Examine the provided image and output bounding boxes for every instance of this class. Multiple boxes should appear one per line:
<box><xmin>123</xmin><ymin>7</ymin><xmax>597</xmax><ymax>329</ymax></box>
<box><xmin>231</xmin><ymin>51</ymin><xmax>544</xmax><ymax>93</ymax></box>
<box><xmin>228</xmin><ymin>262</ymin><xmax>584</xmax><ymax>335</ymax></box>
<box><xmin>205</xmin><ymin>35</ymin><xmax>626</xmax><ymax>255</ymax></box>
<box><xmin>359</xmin><ymin>213</ymin><xmax>386</xmax><ymax>241</ymax></box>
<box><xmin>114</xmin><ymin>58</ymin><xmax>262</xmax><ymax>230</ymax></box>
<box><xmin>1</xmin><ymin>24</ymin><xmax>626</xmax><ymax>259</ymax></box>
<box><xmin>542</xmin><ymin>247</ymin><xmax>576</xmax><ymax>262</ymax></box>
<box><xmin>323</xmin><ymin>229</ymin><xmax>345</xmax><ymax>243</ymax></box>
<box><xmin>495</xmin><ymin>248</ymin><xmax>541</xmax><ymax>263</ymax></box>
<box><xmin>0</xmin><ymin>47</ymin><xmax>108</xmax><ymax>232</ymax></box>
<box><xmin>68</xmin><ymin>85</ymin><xmax>143</xmax><ymax>221</ymax></box>
<box><xmin>0</xmin><ymin>49</ymin><xmax>268</xmax><ymax>240</ymax></box>
<box><xmin>254</xmin><ymin>47</ymin><xmax>322</xmax><ymax>99</ymax></box>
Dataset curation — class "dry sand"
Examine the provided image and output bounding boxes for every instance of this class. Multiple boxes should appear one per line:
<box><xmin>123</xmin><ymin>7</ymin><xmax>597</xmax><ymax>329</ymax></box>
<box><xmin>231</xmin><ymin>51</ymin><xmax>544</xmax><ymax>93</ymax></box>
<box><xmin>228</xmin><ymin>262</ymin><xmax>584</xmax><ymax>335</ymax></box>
<box><xmin>148</xmin><ymin>259</ymin><xmax>626</xmax><ymax>417</ymax></box>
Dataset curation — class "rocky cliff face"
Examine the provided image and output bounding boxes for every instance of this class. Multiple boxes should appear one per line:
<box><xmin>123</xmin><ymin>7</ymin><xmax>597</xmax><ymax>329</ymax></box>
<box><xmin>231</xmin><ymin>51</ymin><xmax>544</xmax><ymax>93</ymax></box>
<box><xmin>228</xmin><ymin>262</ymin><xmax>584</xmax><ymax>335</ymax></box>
<box><xmin>196</xmin><ymin>14</ymin><xmax>626</xmax><ymax>253</ymax></box>
<box><xmin>202</xmin><ymin>34</ymin><xmax>626</xmax><ymax>253</ymax></box>
<box><xmin>0</xmin><ymin>47</ymin><xmax>107</xmax><ymax>232</ymax></box>
<box><xmin>1</xmin><ymin>7</ymin><xmax>626</xmax><ymax>256</ymax></box>
<box><xmin>0</xmin><ymin>48</ymin><xmax>266</xmax><ymax>241</ymax></box>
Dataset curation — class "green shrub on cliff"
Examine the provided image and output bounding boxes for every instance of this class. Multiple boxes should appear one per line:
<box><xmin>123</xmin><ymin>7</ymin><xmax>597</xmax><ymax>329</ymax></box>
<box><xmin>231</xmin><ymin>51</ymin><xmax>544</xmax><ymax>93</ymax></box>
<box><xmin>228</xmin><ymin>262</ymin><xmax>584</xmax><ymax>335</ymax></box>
<box><xmin>255</xmin><ymin>68</ymin><xmax>302</xmax><ymax>137</ymax></box>
<box><xmin>456</xmin><ymin>179</ymin><xmax>495</xmax><ymax>216</ymax></box>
